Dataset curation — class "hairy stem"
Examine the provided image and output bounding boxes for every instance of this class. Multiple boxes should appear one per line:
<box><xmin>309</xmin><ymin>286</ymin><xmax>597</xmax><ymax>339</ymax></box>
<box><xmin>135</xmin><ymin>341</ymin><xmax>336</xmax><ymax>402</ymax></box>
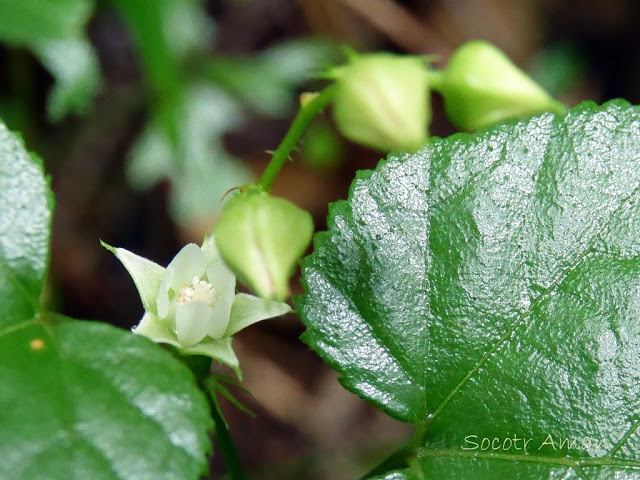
<box><xmin>258</xmin><ymin>84</ymin><xmax>336</xmax><ymax>191</ymax></box>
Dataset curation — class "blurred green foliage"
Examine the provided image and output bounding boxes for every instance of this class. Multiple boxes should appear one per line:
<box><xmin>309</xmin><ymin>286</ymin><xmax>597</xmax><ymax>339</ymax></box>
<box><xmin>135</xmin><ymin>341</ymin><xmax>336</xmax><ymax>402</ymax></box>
<box><xmin>0</xmin><ymin>0</ymin><xmax>340</xmax><ymax>227</ymax></box>
<box><xmin>530</xmin><ymin>43</ymin><xmax>586</xmax><ymax>97</ymax></box>
<box><xmin>205</xmin><ymin>39</ymin><xmax>341</xmax><ymax>117</ymax></box>
<box><xmin>115</xmin><ymin>0</ymin><xmax>339</xmax><ymax>226</ymax></box>
<box><xmin>0</xmin><ymin>0</ymin><xmax>100</xmax><ymax>120</ymax></box>
<box><xmin>300</xmin><ymin>118</ymin><xmax>343</xmax><ymax>173</ymax></box>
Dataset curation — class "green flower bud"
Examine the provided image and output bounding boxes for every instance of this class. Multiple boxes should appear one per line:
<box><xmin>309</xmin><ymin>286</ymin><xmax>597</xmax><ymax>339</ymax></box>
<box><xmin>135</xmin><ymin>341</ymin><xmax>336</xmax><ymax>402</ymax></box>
<box><xmin>434</xmin><ymin>40</ymin><xmax>565</xmax><ymax>131</ymax></box>
<box><xmin>214</xmin><ymin>187</ymin><xmax>314</xmax><ymax>302</ymax></box>
<box><xmin>330</xmin><ymin>53</ymin><xmax>431</xmax><ymax>152</ymax></box>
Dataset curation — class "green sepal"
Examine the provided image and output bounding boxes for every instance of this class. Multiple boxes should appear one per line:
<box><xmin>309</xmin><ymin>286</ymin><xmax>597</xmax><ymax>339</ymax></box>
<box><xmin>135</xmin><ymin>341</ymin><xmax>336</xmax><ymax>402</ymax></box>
<box><xmin>214</xmin><ymin>186</ymin><xmax>313</xmax><ymax>301</ymax></box>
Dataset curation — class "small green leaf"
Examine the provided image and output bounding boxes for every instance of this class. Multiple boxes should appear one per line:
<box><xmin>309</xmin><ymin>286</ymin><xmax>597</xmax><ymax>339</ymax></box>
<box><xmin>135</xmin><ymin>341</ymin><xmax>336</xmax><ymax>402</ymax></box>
<box><xmin>36</xmin><ymin>38</ymin><xmax>102</xmax><ymax>121</ymax></box>
<box><xmin>0</xmin><ymin>0</ymin><xmax>101</xmax><ymax>121</ymax></box>
<box><xmin>0</xmin><ymin>320</ymin><xmax>213</xmax><ymax>480</ymax></box>
<box><xmin>0</xmin><ymin>122</ymin><xmax>52</xmax><ymax>329</ymax></box>
<box><xmin>205</xmin><ymin>376</ymin><xmax>256</xmax><ymax>418</ymax></box>
<box><xmin>298</xmin><ymin>100</ymin><xmax>640</xmax><ymax>477</ymax></box>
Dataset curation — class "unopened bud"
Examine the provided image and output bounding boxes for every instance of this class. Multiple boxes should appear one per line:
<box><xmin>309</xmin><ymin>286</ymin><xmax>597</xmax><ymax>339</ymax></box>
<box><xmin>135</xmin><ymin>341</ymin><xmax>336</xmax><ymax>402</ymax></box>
<box><xmin>330</xmin><ymin>53</ymin><xmax>431</xmax><ymax>152</ymax></box>
<box><xmin>434</xmin><ymin>40</ymin><xmax>565</xmax><ymax>131</ymax></box>
<box><xmin>214</xmin><ymin>187</ymin><xmax>313</xmax><ymax>302</ymax></box>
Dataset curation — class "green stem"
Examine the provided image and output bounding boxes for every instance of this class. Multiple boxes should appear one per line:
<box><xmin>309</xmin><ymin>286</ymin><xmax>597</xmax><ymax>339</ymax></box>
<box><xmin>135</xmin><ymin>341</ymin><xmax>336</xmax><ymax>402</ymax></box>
<box><xmin>209</xmin><ymin>389</ymin><xmax>247</xmax><ymax>480</ymax></box>
<box><xmin>257</xmin><ymin>84</ymin><xmax>336</xmax><ymax>191</ymax></box>
<box><xmin>185</xmin><ymin>358</ymin><xmax>246</xmax><ymax>480</ymax></box>
<box><xmin>427</xmin><ymin>68</ymin><xmax>445</xmax><ymax>92</ymax></box>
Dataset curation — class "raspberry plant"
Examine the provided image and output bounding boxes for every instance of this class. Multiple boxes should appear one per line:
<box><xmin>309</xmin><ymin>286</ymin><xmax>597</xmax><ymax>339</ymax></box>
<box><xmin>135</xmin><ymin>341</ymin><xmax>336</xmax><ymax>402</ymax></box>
<box><xmin>2</xmin><ymin>3</ymin><xmax>640</xmax><ymax>479</ymax></box>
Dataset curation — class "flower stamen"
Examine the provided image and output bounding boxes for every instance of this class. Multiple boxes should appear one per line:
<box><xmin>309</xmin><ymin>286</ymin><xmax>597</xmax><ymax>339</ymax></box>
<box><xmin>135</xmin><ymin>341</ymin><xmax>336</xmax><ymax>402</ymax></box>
<box><xmin>177</xmin><ymin>276</ymin><xmax>216</xmax><ymax>308</ymax></box>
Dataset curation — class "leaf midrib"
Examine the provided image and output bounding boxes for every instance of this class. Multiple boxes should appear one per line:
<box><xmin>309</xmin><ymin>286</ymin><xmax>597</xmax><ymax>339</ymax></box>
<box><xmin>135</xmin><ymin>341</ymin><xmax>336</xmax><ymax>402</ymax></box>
<box><xmin>427</xmin><ymin>155</ymin><xmax>640</xmax><ymax>427</ymax></box>
<box><xmin>0</xmin><ymin>317</ymin><xmax>38</xmax><ymax>338</ymax></box>
<box><xmin>413</xmin><ymin>446</ymin><xmax>640</xmax><ymax>470</ymax></box>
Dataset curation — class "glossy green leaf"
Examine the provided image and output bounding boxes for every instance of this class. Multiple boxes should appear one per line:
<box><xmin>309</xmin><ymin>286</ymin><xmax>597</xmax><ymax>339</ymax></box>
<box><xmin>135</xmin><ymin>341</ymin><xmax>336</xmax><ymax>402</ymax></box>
<box><xmin>0</xmin><ymin>122</ymin><xmax>52</xmax><ymax>329</ymax></box>
<box><xmin>0</xmin><ymin>118</ymin><xmax>214</xmax><ymax>479</ymax></box>
<box><xmin>0</xmin><ymin>320</ymin><xmax>213</xmax><ymax>480</ymax></box>
<box><xmin>298</xmin><ymin>100</ymin><xmax>640</xmax><ymax>477</ymax></box>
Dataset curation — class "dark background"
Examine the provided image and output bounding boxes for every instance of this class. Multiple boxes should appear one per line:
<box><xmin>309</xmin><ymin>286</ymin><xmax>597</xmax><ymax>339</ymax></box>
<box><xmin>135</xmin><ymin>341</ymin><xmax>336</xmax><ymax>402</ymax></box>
<box><xmin>2</xmin><ymin>0</ymin><xmax>637</xmax><ymax>478</ymax></box>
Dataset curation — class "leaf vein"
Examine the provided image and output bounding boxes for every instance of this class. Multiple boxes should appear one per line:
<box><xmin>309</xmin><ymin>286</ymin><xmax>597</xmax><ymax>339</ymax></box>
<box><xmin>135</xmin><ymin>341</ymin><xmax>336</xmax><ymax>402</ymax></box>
<box><xmin>415</xmin><ymin>446</ymin><xmax>640</xmax><ymax>469</ymax></box>
<box><xmin>71</xmin><ymin>429</ymin><xmax>123</xmax><ymax>480</ymax></box>
<box><xmin>430</xmin><ymin>174</ymin><xmax>640</xmax><ymax>421</ymax></box>
<box><xmin>323</xmin><ymin>264</ymin><xmax>419</xmax><ymax>386</ymax></box>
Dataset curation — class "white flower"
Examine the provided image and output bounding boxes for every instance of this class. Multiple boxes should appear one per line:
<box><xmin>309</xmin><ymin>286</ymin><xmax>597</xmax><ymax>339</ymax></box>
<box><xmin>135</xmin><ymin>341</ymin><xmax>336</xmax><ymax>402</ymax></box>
<box><xmin>102</xmin><ymin>235</ymin><xmax>291</xmax><ymax>371</ymax></box>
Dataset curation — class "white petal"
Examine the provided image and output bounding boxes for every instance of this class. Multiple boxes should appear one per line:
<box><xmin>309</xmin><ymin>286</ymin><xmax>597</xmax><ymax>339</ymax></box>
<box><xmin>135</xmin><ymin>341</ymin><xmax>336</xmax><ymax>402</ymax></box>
<box><xmin>200</xmin><ymin>234</ymin><xmax>221</xmax><ymax>265</ymax></box>
<box><xmin>175</xmin><ymin>302</ymin><xmax>216</xmax><ymax>347</ymax></box>
<box><xmin>205</xmin><ymin>261</ymin><xmax>236</xmax><ymax>338</ymax></box>
<box><xmin>183</xmin><ymin>337</ymin><xmax>239</xmax><ymax>370</ymax></box>
<box><xmin>102</xmin><ymin>242</ymin><xmax>165</xmax><ymax>313</ymax></box>
<box><xmin>156</xmin><ymin>267</ymin><xmax>174</xmax><ymax>319</ymax></box>
<box><xmin>226</xmin><ymin>293</ymin><xmax>291</xmax><ymax>336</ymax></box>
<box><xmin>206</xmin><ymin>299</ymin><xmax>231</xmax><ymax>339</ymax></box>
<box><xmin>166</xmin><ymin>243</ymin><xmax>207</xmax><ymax>291</ymax></box>
<box><xmin>206</xmin><ymin>260</ymin><xmax>236</xmax><ymax>295</ymax></box>
<box><xmin>133</xmin><ymin>312</ymin><xmax>181</xmax><ymax>348</ymax></box>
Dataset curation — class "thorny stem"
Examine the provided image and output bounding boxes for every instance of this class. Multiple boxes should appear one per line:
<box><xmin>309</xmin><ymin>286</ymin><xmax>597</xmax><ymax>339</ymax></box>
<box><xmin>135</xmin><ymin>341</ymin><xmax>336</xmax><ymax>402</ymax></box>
<box><xmin>257</xmin><ymin>84</ymin><xmax>336</xmax><ymax>192</ymax></box>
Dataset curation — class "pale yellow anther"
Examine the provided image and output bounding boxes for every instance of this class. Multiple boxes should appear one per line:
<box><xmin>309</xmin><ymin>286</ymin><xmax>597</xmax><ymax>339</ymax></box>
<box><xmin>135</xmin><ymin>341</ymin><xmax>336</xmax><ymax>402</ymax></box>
<box><xmin>176</xmin><ymin>276</ymin><xmax>216</xmax><ymax>307</ymax></box>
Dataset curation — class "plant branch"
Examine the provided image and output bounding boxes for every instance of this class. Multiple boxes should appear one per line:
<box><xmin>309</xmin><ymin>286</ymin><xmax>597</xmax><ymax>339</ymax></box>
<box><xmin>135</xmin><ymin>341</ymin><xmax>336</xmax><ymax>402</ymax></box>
<box><xmin>257</xmin><ymin>84</ymin><xmax>336</xmax><ymax>192</ymax></box>
<box><xmin>208</xmin><ymin>383</ymin><xmax>247</xmax><ymax>480</ymax></box>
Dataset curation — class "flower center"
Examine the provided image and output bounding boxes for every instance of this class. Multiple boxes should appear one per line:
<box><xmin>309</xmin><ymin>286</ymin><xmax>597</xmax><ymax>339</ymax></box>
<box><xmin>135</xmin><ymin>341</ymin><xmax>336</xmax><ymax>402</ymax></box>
<box><xmin>176</xmin><ymin>276</ymin><xmax>216</xmax><ymax>308</ymax></box>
